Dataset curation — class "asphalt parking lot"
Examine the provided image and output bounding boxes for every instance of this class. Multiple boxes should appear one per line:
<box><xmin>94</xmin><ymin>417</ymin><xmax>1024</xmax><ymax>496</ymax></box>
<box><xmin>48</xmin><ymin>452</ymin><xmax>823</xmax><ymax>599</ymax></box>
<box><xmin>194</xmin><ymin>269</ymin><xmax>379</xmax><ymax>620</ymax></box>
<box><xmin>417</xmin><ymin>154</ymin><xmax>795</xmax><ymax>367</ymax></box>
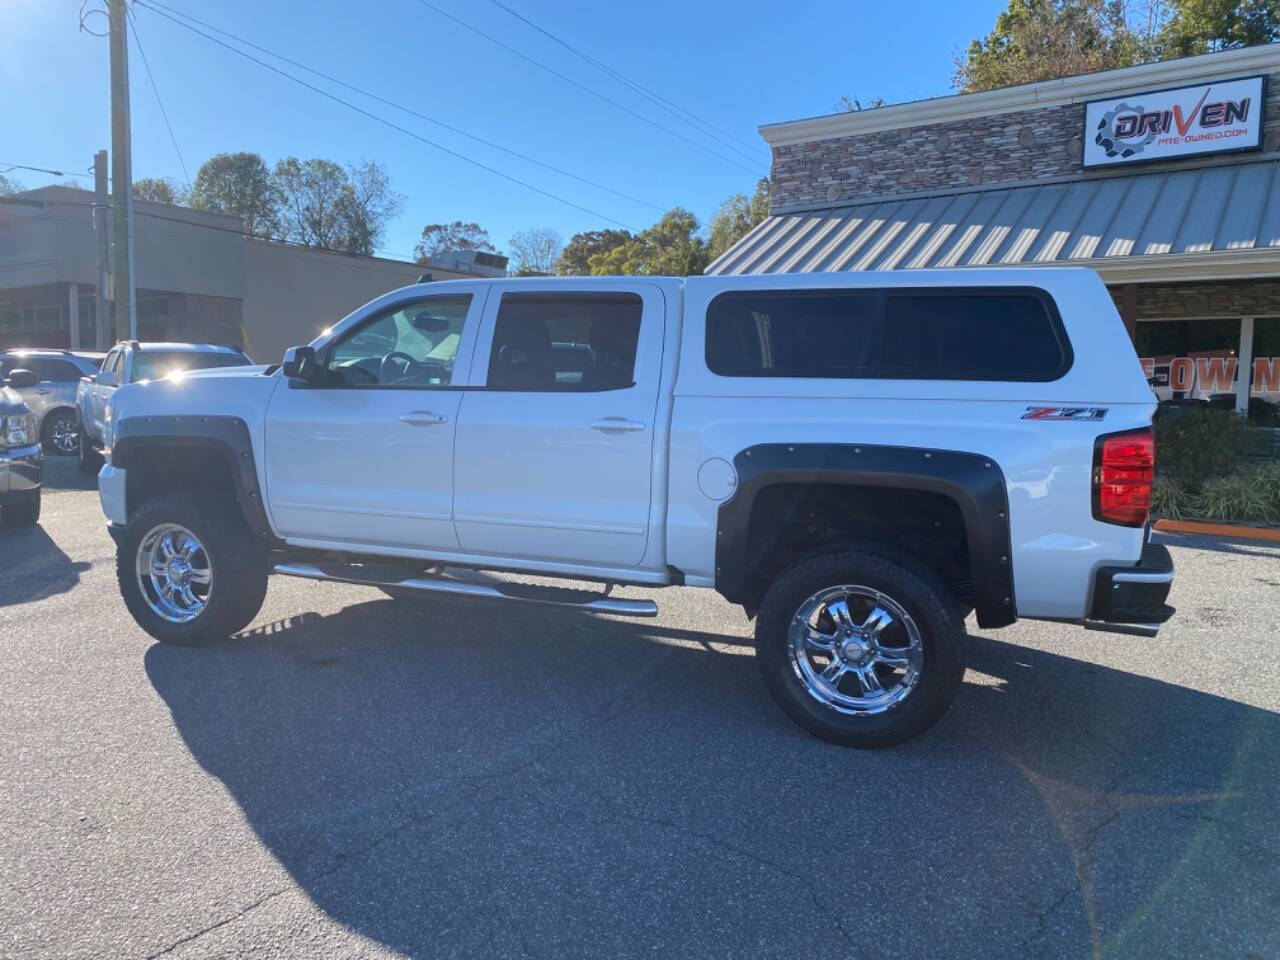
<box><xmin>2</xmin><ymin>459</ymin><xmax>1279</xmax><ymax>959</ymax></box>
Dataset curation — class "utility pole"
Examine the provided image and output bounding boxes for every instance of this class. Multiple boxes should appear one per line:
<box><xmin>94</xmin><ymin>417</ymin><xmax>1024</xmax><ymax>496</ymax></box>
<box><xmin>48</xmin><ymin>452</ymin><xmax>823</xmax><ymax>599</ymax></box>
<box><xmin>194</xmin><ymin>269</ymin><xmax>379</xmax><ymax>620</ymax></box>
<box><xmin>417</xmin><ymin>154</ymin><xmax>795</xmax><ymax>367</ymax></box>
<box><xmin>108</xmin><ymin>0</ymin><xmax>136</xmax><ymax>341</ymax></box>
<box><xmin>93</xmin><ymin>150</ymin><xmax>110</xmax><ymax>349</ymax></box>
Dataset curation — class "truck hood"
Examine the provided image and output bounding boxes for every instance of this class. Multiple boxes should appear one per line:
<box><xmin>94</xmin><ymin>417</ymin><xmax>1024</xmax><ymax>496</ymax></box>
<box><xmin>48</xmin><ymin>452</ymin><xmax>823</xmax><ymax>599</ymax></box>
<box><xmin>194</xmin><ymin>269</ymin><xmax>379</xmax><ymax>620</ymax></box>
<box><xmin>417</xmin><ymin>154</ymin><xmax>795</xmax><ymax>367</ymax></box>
<box><xmin>111</xmin><ymin>366</ymin><xmax>281</xmax><ymax>428</ymax></box>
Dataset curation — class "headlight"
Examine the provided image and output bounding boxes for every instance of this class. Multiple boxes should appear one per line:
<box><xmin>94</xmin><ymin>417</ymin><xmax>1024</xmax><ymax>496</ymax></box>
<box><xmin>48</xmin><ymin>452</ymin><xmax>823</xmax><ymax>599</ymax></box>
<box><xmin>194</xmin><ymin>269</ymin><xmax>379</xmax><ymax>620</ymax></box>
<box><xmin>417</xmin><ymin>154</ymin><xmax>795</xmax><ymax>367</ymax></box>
<box><xmin>3</xmin><ymin>413</ymin><xmax>35</xmax><ymax>447</ymax></box>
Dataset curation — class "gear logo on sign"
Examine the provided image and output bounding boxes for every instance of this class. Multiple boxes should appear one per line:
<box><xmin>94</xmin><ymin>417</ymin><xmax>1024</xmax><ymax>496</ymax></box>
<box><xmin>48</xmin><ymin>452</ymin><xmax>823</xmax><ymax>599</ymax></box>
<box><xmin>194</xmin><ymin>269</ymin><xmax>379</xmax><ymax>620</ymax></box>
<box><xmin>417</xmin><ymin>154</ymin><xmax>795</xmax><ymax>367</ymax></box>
<box><xmin>1094</xmin><ymin>102</ymin><xmax>1158</xmax><ymax>159</ymax></box>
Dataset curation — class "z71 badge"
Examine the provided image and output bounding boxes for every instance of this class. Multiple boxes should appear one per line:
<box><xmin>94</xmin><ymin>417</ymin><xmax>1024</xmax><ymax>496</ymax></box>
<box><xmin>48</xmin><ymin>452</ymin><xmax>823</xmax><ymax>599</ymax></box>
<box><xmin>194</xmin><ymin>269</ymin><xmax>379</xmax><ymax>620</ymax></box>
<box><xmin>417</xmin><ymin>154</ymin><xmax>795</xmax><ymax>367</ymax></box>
<box><xmin>1022</xmin><ymin>406</ymin><xmax>1108</xmax><ymax>421</ymax></box>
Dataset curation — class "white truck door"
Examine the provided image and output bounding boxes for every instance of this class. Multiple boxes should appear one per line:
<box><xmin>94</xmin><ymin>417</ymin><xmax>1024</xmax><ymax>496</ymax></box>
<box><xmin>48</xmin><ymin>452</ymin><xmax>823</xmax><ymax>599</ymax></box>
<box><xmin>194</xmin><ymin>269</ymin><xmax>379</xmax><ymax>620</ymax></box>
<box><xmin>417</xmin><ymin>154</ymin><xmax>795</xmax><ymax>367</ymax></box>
<box><xmin>452</xmin><ymin>283</ymin><xmax>665</xmax><ymax>567</ymax></box>
<box><xmin>263</xmin><ymin>288</ymin><xmax>486</xmax><ymax>551</ymax></box>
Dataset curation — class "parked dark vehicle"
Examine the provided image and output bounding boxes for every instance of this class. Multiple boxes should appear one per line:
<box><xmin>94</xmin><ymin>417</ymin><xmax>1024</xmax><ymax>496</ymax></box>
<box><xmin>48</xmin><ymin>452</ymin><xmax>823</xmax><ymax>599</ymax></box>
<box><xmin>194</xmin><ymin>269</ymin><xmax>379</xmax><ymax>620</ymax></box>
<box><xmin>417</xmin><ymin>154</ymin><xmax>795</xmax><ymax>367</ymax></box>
<box><xmin>0</xmin><ymin>369</ymin><xmax>43</xmax><ymax>526</ymax></box>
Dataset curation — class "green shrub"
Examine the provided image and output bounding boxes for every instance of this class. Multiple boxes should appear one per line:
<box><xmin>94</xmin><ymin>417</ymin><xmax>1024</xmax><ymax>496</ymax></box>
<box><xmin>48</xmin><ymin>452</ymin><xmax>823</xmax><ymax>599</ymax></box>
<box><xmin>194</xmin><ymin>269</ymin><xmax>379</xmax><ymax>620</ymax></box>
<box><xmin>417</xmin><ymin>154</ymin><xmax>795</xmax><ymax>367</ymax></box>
<box><xmin>1149</xmin><ymin>476</ymin><xmax>1194</xmax><ymax>520</ymax></box>
<box><xmin>1197</xmin><ymin>471</ymin><xmax>1279</xmax><ymax>524</ymax></box>
<box><xmin>1249</xmin><ymin>463</ymin><xmax>1280</xmax><ymax>504</ymax></box>
<box><xmin>1154</xmin><ymin>407</ymin><xmax>1249</xmax><ymax>489</ymax></box>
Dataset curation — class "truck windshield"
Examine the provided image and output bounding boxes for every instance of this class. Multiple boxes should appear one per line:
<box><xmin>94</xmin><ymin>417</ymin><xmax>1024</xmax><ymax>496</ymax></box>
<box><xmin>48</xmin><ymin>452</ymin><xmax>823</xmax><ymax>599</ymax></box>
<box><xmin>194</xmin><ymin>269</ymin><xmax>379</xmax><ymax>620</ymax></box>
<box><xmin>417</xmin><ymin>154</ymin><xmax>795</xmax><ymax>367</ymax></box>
<box><xmin>132</xmin><ymin>351</ymin><xmax>250</xmax><ymax>382</ymax></box>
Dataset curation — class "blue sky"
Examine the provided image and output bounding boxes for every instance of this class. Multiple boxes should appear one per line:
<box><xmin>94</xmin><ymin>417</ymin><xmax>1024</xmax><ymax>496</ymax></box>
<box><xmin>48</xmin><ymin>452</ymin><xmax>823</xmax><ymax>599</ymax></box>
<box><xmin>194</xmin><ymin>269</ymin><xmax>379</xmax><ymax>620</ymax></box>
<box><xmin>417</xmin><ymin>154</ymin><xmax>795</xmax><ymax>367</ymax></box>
<box><xmin>3</xmin><ymin>0</ymin><xmax>1004</xmax><ymax>261</ymax></box>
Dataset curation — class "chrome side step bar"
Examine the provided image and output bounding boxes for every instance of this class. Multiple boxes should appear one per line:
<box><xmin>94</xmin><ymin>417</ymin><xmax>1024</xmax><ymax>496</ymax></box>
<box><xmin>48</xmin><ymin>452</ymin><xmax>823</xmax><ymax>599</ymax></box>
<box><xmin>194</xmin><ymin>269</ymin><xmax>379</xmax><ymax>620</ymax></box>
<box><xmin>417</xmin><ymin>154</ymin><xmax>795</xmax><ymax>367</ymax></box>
<box><xmin>272</xmin><ymin>562</ymin><xmax>659</xmax><ymax>617</ymax></box>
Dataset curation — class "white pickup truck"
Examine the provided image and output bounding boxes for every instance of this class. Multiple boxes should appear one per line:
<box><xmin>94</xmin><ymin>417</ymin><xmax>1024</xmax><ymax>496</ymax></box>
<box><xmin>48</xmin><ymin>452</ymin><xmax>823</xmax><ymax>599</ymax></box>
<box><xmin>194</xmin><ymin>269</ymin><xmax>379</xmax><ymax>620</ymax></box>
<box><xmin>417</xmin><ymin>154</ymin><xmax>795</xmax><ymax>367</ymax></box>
<box><xmin>96</xmin><ymin>269</ymin><xmax>1174</xmax><ymax>746</ymax></box>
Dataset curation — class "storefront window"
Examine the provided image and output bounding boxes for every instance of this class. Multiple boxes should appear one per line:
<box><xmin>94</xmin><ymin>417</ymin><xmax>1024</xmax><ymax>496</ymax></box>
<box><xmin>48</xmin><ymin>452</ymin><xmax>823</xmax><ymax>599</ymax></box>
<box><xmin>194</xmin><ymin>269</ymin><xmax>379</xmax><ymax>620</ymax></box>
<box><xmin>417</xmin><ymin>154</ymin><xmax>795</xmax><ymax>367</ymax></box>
<box><xmin>1135</xmin><ymin>318</ymin><xmax>1241</xmax><ymax>401</ymax></box>
<box><xmin>1251</xmin><ymin>317</ymin><xmax>1280</xmax><ymax>422</ymax></box>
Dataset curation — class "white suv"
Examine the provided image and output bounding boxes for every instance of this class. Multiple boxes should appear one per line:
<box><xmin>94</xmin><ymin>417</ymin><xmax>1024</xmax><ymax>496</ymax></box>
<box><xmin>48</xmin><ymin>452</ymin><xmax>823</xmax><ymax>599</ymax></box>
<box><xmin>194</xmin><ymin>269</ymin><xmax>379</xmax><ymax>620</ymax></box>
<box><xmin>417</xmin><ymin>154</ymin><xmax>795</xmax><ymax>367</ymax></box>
<box><xmin>94</xmin><ymin>269</ymin><xmax>1174</xmax><ymax>747</ymax></box>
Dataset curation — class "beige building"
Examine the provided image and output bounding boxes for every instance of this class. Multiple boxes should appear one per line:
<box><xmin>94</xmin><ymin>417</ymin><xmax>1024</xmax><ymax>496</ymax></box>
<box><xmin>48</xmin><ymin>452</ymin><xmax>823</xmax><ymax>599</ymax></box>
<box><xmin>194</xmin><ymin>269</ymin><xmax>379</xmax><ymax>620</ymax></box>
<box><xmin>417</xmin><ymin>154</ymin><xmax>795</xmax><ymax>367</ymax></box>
<box><xmin>0</xmin><ymin>186</ymin><xmax>487</xmax><ymax>362</ymax></box>
<box><xmin>712</xmin><ymin>44</ymin><xmax>1280</xmax><ymax>417</ymax></box>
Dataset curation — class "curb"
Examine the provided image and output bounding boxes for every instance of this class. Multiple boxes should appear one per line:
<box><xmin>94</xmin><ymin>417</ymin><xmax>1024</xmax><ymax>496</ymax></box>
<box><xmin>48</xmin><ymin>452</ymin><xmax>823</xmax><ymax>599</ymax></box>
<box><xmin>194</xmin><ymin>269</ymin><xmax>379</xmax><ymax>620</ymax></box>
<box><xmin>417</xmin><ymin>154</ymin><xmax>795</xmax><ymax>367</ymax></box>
<box><xmin>1153</xmin><ymin>518</ymin><xmax>1280</xmax><ymax>542</ymax></box>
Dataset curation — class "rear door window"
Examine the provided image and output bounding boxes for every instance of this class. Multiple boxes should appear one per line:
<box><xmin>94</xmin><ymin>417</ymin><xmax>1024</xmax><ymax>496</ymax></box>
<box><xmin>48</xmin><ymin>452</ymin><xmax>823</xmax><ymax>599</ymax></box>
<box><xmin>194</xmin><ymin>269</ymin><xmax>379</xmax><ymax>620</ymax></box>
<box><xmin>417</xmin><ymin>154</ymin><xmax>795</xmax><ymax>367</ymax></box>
<box><xmin>486</xmin><ymin>294</ymin><xmax>642</xmax><ymax>391</ymax></box>
<box><xmin>32</xmin><ymin>359</ymin><xmax>83</xmax><ymax>382</ymax></box>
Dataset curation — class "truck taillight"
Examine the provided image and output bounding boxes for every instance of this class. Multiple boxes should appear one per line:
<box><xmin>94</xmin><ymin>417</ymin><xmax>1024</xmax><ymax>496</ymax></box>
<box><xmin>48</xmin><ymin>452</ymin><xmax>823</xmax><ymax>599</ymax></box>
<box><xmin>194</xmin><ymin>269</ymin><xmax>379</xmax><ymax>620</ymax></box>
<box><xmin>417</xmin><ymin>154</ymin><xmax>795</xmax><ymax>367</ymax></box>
<box><xmin>1093</xmin><ymin>428</ymin><xmax>1154</xmax><ymax>527</ymax></box>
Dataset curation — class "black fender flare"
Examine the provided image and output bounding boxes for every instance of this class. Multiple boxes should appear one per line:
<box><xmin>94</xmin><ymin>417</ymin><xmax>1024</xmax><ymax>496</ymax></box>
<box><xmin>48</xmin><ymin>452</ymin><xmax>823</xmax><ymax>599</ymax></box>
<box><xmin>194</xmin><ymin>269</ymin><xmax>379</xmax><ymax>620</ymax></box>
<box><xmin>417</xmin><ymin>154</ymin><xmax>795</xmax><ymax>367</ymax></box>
<box><xmin>111</xmin><ymin>415</ymin><xmax>277</xmax><ymax>543</ymax></box>
<box><xmin>714</xmin><ymin>443</ymin><xmax>1016</xmax><ymax>629</ymax></box>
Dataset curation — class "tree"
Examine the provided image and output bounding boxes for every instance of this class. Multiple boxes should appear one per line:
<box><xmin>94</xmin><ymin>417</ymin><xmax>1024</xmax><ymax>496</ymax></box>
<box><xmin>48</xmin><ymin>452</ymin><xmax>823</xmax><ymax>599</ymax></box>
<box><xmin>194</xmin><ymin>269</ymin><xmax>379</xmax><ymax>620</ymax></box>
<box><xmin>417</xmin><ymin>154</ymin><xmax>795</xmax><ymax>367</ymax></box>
<box><xmin>555</xmin><ymin>229</ymin><xmax>633</xmax><ymax>275</ymax></box>
<box><xmin>189</xmin><ymin>152</ymin><xmax>279</xmax><ymax>238</ymax></box>
<box><xmin>0</xmin><ymin>173</ymin><xmax>22</xmax><ymax>197</ymax></box>
<box><xmin>589</xmin><ymin>208</ymin><xmax>709</xmax><ymax>277</ymax></box>
<box><xmin>273</xmin><ymin>158</ymin><xmax>402</xmax><ymax>256</ymax></box>
<box><xmin>132</xmin><ymin>177</ymin><xmax>187</xmax><ymax>205</ymax></box>
<box><xmin>954</xmin><ymin>0</ymin><xmax>1145</xmax><ymax>92</ymax></box>
<box><xmin>708</xmin><ymin>178</ymin><xmax>771</xmax><ymax>261</ymax></box>
<box><xmin>1159</xmin><ymin>0</ymin><xmax>1280</xmax><ymax>55</ymax></box>
<box><xmin>508</xmin><ymin>228</ymin><xmax>564</xmax><ymax>275</ymax></box>
<box><xmin>335</xmin><ymin>161</ymin><xmax>403</xmax><ymax>257</ymax></box>
<box><xmin>414</xmin><ymin>221</ymin><xmax>496</xmax><ymax>263</ymax></box>
<box><xmin>273</xmin><ymin>157</ymin><xmax>348</xmax><ymax>250</ymax></box>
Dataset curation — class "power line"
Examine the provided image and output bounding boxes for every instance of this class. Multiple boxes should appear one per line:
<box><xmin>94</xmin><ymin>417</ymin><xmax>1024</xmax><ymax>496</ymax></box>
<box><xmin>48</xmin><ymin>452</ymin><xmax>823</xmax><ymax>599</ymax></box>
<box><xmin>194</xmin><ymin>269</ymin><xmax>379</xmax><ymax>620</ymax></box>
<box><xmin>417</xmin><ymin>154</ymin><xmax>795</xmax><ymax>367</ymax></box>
<box><xmin>485</xmin><ymin>0</ymin><xmax>767</xmax><ymax>165</ymax></box>
<box><xmin>126</xmin><ymin>7</ymin><xmax>191</xmax><ymax>184</ymax></box>
<box><xmin>410</xmin><ymin>0</ymin><xmax>765</xmax><ymax>177</ymax></box>
<box><xmin>133</xmin><ymin>2</ymin><xmax>637</xmax><ymax>230</ymax></box>
<box><xmin>141</xmin><ymin>0</ymin><xmax>664</xmax><ymax>213</ymax></box>
<box><xmin>0</xmin><ymin>162</ymin><xmax>92</xmax><ymax>180</ymax></box>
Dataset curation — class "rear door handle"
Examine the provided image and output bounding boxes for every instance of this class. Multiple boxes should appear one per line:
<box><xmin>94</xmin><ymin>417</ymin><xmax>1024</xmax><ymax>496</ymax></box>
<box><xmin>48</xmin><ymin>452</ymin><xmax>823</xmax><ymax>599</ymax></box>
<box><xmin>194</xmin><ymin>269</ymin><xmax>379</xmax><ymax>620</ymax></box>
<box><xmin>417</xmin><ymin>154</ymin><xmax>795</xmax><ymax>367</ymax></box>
<box><xmin>400</xmin><ymin>410</ymin><xmax>448</xmax><ymax>426</ymax></box>
<box><xmin>590</xmin><ymin>417</ymin><xmax>646</xmax><ymax>434</ymax></box>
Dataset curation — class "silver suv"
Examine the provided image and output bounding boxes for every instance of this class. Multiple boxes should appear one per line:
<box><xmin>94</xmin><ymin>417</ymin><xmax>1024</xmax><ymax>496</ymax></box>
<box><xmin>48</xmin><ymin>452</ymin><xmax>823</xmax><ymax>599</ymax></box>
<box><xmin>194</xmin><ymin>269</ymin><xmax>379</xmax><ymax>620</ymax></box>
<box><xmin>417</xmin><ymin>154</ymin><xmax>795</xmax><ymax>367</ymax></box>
<box><xmin>0</xmin><ymin>350</ymin><xmax>103</xmax><ymax>455</ymax></box>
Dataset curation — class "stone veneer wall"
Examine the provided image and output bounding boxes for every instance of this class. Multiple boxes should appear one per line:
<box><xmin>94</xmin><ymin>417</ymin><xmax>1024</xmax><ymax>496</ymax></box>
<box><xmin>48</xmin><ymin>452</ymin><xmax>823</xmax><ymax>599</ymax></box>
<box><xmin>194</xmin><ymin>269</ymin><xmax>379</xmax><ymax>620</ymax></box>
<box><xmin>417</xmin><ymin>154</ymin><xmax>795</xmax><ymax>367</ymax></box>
<box><xmin>1108</xmin><ymin>279</ymin><xmax>1280</xmax><ymax>322</ymax></box>
<box><xmin>770</xmin><ymin>70</ymin><xmax>1280</xmax><ymax>211</ymax></box>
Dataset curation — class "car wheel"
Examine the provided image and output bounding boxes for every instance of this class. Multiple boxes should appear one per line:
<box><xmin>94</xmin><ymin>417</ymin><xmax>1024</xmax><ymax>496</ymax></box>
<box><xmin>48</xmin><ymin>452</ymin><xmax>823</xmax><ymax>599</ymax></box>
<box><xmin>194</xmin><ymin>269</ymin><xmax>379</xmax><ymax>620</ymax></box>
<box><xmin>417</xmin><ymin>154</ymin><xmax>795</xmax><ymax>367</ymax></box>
<box><xmin>77</xmin><ymin>417</ymin><xmax>103</xmax><ymax>475</ymax></box>
<box><xmin>116</xmin><ymin>494</ymin><xmax>268</xmax><ymax>645</ymax></box>
<box><xmin>1</xmin><ymin>489</ymin><xmax>41</xmax><ymax>526</ymax></box>
<box><xmin>755</xmin><ymin>549</ymin><xmax>965</xmax><ymax>748</ymax></box>
<box><xmin>43</xmin><ymin>410</ymin><xmax>80</xmax><ymax>455</ymax></box>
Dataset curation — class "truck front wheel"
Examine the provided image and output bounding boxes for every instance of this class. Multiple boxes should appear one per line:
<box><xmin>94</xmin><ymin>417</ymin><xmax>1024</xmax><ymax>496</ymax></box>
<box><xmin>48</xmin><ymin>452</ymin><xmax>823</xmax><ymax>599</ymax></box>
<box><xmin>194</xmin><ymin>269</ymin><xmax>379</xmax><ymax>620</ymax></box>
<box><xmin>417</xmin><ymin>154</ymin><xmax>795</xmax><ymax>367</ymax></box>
<box><xmin>116</xmin><ymin>495</ymin><xmax>268</xmax><ymax>645</ymax></box>
<box><xmin>755</xmin><ymin>550</ymin><xmax>966</xmax><ymax>748</ymax></box>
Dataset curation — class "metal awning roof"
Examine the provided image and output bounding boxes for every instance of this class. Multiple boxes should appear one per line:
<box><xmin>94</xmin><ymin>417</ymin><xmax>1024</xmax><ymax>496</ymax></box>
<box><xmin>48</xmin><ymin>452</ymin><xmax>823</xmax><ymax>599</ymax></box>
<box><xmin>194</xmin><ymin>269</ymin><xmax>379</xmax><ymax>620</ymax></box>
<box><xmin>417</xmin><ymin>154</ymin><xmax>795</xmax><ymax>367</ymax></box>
<box><xmin>706</xmin><ymin>160</ymin><xmax>1280</xmax><ymax>280</ymax></box>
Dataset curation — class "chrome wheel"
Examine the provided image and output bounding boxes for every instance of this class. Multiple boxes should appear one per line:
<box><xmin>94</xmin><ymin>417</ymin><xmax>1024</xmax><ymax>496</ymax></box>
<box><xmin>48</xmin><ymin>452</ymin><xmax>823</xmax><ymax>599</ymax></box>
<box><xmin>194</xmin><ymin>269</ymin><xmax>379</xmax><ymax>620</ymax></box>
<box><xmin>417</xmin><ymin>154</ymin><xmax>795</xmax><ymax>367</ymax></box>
<box><xmin>49</xmin><ymin>414</ymin><xmax>79</xmax><ymax>454</ymax></box>
<box><xmin>788</xmin><ymin>585</ymin><xmax>924</xmax><ymax>715</ymax></box>
<box><xmin>135</xmin><ymin>524</ymin><xmax>212</xmax><ymax>623</ymax></box>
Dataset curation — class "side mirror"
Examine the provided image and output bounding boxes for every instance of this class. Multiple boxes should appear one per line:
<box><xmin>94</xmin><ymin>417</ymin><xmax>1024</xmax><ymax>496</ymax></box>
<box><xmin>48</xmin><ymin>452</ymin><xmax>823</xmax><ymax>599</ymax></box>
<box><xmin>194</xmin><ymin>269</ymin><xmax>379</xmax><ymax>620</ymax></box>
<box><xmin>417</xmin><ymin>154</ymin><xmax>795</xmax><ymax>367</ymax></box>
<box><xmin>282</xmin><ymin>345</ymin><xmax>320</xmax><ymax>383</ymax></box>
<box><xmin>6</xmin><ymin>368</ymin><xmax>37</xmax><ymax>390</ymax></box>
<box><xmin>97</xmin><ymin>370</ymin><xmax>118</xmax><ymax>388</ymax></box>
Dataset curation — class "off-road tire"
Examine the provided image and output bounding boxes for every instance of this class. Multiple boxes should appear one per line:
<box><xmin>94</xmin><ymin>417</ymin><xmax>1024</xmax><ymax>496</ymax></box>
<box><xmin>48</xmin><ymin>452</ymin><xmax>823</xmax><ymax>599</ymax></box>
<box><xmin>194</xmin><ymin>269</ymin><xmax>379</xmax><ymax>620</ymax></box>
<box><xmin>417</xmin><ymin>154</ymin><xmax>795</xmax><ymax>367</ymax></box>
<box><xmin>117</xmin><ymin>494</ymin><xmax>268</xmax><ymax>645</ymax></box>
<box><xmin>1</xmin><ymin>489</ymin><xmax>41</xmax><ymax>526</ymax></box>
<box><xmin>756</xmin><ymin>549</ymin><xmax>965</xmax><ymax>748</ymax></box>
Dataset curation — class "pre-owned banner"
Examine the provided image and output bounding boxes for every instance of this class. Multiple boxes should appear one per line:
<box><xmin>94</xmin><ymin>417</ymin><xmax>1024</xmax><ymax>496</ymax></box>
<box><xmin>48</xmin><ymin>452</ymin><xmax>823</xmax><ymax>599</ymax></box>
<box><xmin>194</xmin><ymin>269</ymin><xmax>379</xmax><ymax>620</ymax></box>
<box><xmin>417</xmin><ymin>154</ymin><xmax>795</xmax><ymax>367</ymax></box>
<box><xmin>1084</xmin><ymin>75</ymin><xmax>1264</xmax><ymax>168</ymax></box>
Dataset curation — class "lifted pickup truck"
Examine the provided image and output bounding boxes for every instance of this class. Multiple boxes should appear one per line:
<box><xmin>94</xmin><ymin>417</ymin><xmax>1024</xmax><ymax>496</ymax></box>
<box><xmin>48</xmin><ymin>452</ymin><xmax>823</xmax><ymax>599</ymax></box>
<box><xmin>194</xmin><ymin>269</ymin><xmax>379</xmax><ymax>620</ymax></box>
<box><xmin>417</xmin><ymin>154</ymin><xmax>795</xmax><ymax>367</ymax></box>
<box><xmin>96</xmin><ymin>269</ymin><xmax>1174</xmax><ymax>746</ymax></box>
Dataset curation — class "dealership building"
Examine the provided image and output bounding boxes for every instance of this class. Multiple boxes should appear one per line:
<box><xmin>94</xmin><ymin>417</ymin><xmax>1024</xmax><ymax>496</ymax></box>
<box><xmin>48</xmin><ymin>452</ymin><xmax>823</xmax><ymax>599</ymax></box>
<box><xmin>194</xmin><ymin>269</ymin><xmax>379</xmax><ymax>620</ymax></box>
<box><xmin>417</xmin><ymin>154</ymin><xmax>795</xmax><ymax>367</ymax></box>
<box><xmin>0</xmin><ymin>186</ymin><xmax>494</xmax><ymax>363</ymax></box>
<box><xmin>711</xmin><ymin>43</ymin><xmax>1280</xmax><ymax>416</ymax></box>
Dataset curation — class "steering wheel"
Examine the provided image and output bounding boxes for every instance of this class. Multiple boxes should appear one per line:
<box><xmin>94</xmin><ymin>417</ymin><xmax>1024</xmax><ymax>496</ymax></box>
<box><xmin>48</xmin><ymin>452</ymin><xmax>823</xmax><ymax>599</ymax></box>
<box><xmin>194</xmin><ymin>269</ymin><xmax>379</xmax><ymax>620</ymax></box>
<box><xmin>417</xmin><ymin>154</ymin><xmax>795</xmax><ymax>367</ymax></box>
<box><xmin>379</xmin><ymin>351</ymin><xmax>416</xmax><ymax>383</ymax></box>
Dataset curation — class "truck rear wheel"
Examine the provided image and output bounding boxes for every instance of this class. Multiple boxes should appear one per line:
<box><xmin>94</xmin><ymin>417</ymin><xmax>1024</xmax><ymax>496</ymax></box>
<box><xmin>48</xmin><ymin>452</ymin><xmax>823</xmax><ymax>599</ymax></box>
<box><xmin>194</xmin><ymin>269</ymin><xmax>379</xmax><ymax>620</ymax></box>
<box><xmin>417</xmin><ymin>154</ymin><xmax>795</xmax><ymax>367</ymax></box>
<box><xmin>77</xmin><ymin>415</ymin><xmax>102</xmax><ymax>475</ymax></box>
<box><xmin>755</xmin><ymin>550</ymin><xmax>965</xmax><ymax>748</ymax></box>
<box><xmin>116</xmin><ymin>495</ymin><xmax>268</xmax><ymax>645</ymax></box>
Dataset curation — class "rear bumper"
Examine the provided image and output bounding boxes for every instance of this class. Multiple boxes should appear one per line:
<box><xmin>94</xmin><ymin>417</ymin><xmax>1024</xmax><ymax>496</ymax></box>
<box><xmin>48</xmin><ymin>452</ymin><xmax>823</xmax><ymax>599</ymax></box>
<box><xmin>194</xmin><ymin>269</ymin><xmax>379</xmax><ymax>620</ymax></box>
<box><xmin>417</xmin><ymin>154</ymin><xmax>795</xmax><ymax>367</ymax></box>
<box><xmin>0</xmin><ymin>443</ymin><xmax>43</xmax><ymax>501</ymax></box>
<box><xmin>1089</xmin><ymin>540</ymin><xmax>1175</xmax><ymax>626</ymax></box>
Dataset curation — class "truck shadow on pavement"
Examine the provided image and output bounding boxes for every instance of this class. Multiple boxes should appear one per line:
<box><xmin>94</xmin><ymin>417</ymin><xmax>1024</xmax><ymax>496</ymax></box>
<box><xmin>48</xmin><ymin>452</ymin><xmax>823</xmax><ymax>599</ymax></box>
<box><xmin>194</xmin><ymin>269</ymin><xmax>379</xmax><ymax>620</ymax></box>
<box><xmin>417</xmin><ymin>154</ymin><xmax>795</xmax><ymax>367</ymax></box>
<box><xmin>0</xmin><ymin>523</ymin><xmax>90</xmax><ymax>607</ymax></box>
<box><xmin>145</xmin><ymin>596</ymin><xmax>1279</xmax><ymax>960</ymax></box>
